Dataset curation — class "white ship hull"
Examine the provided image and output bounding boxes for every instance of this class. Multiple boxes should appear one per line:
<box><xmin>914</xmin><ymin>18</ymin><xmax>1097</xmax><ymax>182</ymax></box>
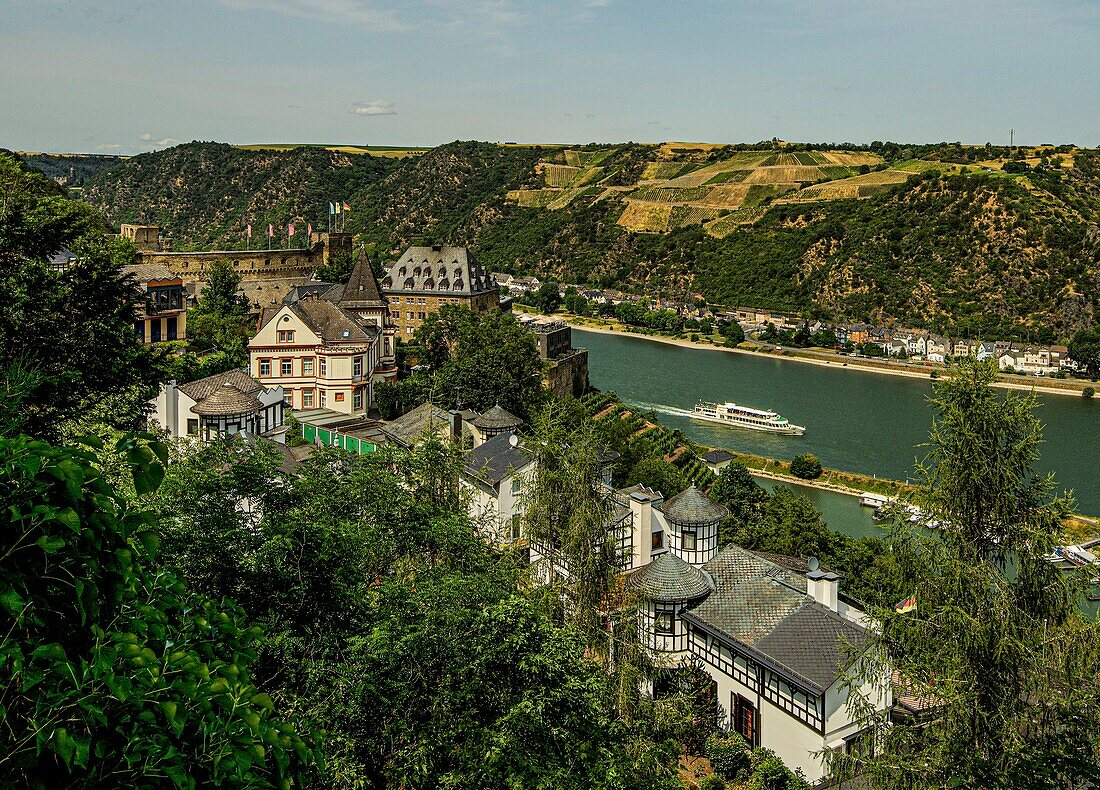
<box><xmin>691</xmin><ymin>401</ymin><xmax>805</xmax><ymax>435</ymax></box>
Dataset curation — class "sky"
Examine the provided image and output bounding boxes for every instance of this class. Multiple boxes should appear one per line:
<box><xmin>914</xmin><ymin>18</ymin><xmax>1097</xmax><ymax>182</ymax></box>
<box><xmin>3</xmin><ymin>0</ymin><xmax>1099</xmax><ymax>154</ymax></box>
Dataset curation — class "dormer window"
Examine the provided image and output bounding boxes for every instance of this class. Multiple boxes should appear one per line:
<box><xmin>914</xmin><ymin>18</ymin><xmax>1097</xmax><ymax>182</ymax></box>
<box><xmin>453</xmin><ymin>280</ymin><xmax>463</xmax><ymax>291</ymax></box>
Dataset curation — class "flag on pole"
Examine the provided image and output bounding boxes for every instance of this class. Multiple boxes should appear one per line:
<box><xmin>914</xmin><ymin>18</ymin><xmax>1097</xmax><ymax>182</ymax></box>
<box><xmin>342</xmin><ymin>201</ymin><xmax>350</xmax><ymax>212</ymax></box>
<box><xmin>329</xmin><ymin>202</ymin><xmax>335</xmax><ymax>216</ymax></box>
<box><xmin>288</xmin><ymin>222</ymin><xmax>295</xmax><ymax>237</ymax></box>
<box><xmin>307</xmin><ymin>222</ymin><xmax>312</xmax><ymax>237</ymax></box>
<box><xmin>895</xmin><ymin>595</ymin><xmax>917</xmax><ymax>614</ymax></box>
<box><xmin>335</xmin><ymin>202</ymin><xmax>342</xmax><ymax>215</ymax></box>
<box><xmin>267</xmin><ymin>224</ymin><xmax>274</xmax><ymax>237</ymax></box>
<box><xmin>246</xmin><ymin>224</ymin><xmax>252</xmax><ymax>238</ymax></box>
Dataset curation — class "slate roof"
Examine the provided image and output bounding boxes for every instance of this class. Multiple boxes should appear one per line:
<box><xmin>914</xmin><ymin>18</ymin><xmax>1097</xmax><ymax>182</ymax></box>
<box><xmin>179</xmin><ymin>370</ymin><xmax>265</xmax><ymax>402</ymax></box>
<box><xmin>340</xmin><ymin>255</ymin><xmax>387</xmax><ymax>307</ymax></box>
<box><xmin>628</xmin><ymin>552</ymin><xmax>713</xmax><ymax>602</ymax></box>
<box><xmin>682</xmin><ymin>545</ymin><xmax>869</xmax><ymax>693</ymax></box>
<box><xmin>471</xmin><ymin>404</ymin><xmax>522</xmax><ymax>431</ymax></box>
<box><xmin>463</xmin><ymin>431</ymin><xmax>532</xmax><ymax>486</ymax></box>
<box><xmin>283</xmin><ymin>281</ymin><xmax>343</xmax><ymax>305</ymax></box>
<box><xmin>656</xmin><ymin>485</ymin><xmax>729</xmax><ymax>526</ymax></box>
<box><xmin>701</xmin><ymin>449</ymin><xmax>735</xmax><ymax>464</ymax></box>
<box><xmin>260</xmin><ymin>298</ymin><xmax>379</xmax><ymax>344</ymax></box>
<box><xmin>122</xmin><ymin>262</ymin><xmax>178</xmax><ymax>283</ymax></box>
<box><xmin>384</xmin><ymin>403</ymin><xmax>453</xmax><ymax>448</ymax></box>
<box><xmin>382</xmin><ymin>245</ymin><xmax>497</xmax><ymax>296</ymax></box>
<box><xmin>191</xmin><ymin>381</ymin><xmax>262</xmax><ymax>416</ymax></box>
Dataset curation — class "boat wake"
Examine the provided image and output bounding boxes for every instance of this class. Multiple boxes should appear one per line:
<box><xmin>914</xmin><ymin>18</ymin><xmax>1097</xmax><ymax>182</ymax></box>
<box><xmin>627</xmin><ymin>401</ymin><xmax>697</xmax><ymax>419</ymax></box>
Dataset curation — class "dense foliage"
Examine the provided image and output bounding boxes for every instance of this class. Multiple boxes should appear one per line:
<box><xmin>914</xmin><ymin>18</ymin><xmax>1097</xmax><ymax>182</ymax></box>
<box><xmin>0</xmin><ymin>152</ymin><xmax>158</xmax><ymax>440</ymax></box>
<box><xmin>836</xmin><ymin>359</ymin><xmax>1100</xmax><ymax>788</ymax></box>
<box><xmin>0</xmin><ymin>433</ymin><xmax>317</xmax><ymax>787</ymax></box>
<box><xmin>375</xmin><ymin>305</ymin><xmax>547</xmax><ymax>420</ymax></box>
<box><xmin>187</xmin><ymin>259</ymin><xmax>253</xmax><ymax>365</ymax></box>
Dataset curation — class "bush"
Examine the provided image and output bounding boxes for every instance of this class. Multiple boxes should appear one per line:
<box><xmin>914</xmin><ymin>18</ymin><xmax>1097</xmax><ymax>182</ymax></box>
<box><xmin>746</xmin><ymin>749</ymin><xmax>810</xmax><ymax>790</ymax></box>
<box><xmin>705</xmin><ymin>731</ymin><xmax>750</xmax><ymax>780</ymax></box>
<box><xmin>790</xmin><ymin>452</ymin><xmax>823</xmax><ymax>480</ymax></box>
<box><xmin>700</xmin><ymin>774</ymin><xmax>726</xmax><ymax>790</ymax></box>
<box><xmin>1083</xmin><ymin>387</ymin><xmax>1095</xmax><ymax>399</ymax></box>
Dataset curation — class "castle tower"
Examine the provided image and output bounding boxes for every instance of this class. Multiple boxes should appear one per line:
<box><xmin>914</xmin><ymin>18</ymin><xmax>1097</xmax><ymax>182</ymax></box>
<box><xmin>655</xmin><ymin>485</ymin><xmax>729</xmax><ymax>566</ymax></box>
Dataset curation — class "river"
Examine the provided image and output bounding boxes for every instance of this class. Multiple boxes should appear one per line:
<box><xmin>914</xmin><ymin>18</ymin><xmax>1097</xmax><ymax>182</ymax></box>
<box><xmin>577</xmin><ymin>329</ymin><xmax>1100</xmax><ymax>529</ymax></box>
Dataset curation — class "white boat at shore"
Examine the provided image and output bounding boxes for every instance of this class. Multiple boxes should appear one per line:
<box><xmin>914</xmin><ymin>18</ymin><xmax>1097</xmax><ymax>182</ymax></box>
<box><xmin>692</xmin><ymin>400</ymin><xmax>805</xmax><ymax>435</ymax></box>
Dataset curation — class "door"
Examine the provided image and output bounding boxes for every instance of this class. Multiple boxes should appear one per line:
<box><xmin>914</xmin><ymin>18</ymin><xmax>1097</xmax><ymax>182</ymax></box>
<box><xmin>166</xmin><ymin>316</ymin><xmax>177</xmax><ymax>340</ymax></box>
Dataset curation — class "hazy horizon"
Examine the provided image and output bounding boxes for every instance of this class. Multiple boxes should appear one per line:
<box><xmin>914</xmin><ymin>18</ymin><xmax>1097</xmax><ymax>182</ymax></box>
<box><xmin>4</xmin><ymin>0</ymin><xmax>1098</xmax><ymax>154</ymax></box>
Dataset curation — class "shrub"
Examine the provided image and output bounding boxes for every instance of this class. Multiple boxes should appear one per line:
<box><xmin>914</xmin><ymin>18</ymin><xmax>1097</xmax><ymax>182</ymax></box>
<box><xmin>746</xmin><ymin>750</ymin><xmax>810</xmax><ymax>790</ymax></box>
<box><xmin>1083</xmin><ymin>387</ymin><xmax>1095</xmax><ymax>399</ymax></box>
<box><xmin>790</xmin><ymin>452</ymin><xmax>823</xmax><ymax>480</ymax></box>
<box><xmin>700</xmin><ymin>774</ymin><xmax>726</xmax><ymax>790</ymax></box>
<box><xmin>705</xmin><ymin>731</ymin><xmax>750</xmax><ymax>780</ymax></box>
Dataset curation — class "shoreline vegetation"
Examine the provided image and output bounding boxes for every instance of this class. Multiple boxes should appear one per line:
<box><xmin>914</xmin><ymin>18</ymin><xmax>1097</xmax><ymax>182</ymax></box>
<box><xmin>535</xmin><ymin>308</ymin><xmax>1097</xmax><ymax>399</ymax></box>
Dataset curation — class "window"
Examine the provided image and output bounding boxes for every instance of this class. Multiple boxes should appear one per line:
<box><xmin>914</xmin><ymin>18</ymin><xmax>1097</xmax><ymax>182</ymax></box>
<box><xmin>417</xmin><ymin>311</ymin><xmax>426</xmax><ymax>320</ymax></box>
<box><xmin>353</xmin><ymin>389</ymin><xmax>363</xmax><ymax>410</ymax></box>
<box><xmin>682</xmin><ymin>529</ymin><xmax>697</xmax><ymax>551</ymax></box>
<box><xmin>280</xmin><ymin>359</ymin><xmax>292</xmax><ymax>376</ymax></box>
<box><xmin>277</xmin><ymin>329</ymin><xmax>295</xmax><ymax>343</ymax></box>
<box><xmin>319</xmin><ymin>390</ymin><xmax>327</xmax><ymax>407</ymax></box>
<box><xmin>303</xmin><ymin>358</ymin><xmax>314</xmax><ymax>375</ymax></box>
<box><xmin>259</xmin><ymin>359</ymin><xmax>271</xmax><ymax>377</ymax></box>
<box><xmin>406</xmin><ymin>311</ymin><xmax>414</xmax><ymax>320</ymax></box>
<box><xmin>302</xmin><ymin>389</ymin><xmax>314</xmax><ymax>408</ymax></box>
<box><xmin>651</xmin><ymin>531</ymin><xmax>664</xmax><ymax>551</ymax></box>
<box><xmin>319</xmin><ymin>357</ymin><xmax>327</xmax><ymax>377</ymax></box>
<box><xmin>353</xmin><ymin>356</ymin><xmax>363</xmax><ymax>377</ymax></box>
<box><xmin>510</xmin><ymin>477</ymin><xmax>521</xmax><ymax>495</ymax></box>
<box><xmin>166</xmin><ymin>316</ymin><xmax>177</xmax><ymax>340</ymax></box>
<box><xmin>733</xmin><ymin>695</ymin><xmax>758</xmax><ymax>747</ymax></box>
<box><xmin>384</xmin><ymin>338</ymin><xmax>391</xmax><ymax>356</ymax></box>
<box><xmin>405</xmin><ymin>326</ymin><xmax>414</xmax><ymax>334</ymax></box>
<box><xmin>418</xmin><ymin>298</ymin><xmax>425</xmax><ymax>305</ymax></box>
<box><xmin>654</xmin><ymin>611</ymin><xmax>674</xmax><ymax>635</ymax></box>
<box><xmin>150</xmin><ymin>319</ymin><xmax>162</xmax><ymax>342</ymax></box>
<box><xmin>186</xmin><ymin>418</ymin><xmax>199</xmax><ymax>435</ymax></box>
<box><xmin>134</xmin><ymin>321</ymin><xmax>145</xmax><ymax>342</ymax></box>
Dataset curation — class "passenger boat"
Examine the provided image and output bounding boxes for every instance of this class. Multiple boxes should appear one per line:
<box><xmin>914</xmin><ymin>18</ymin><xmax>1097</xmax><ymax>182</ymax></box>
<box><xmin>692</xmin><ymin>401</ymin><xmax>805</xmax><ymax>435</ymax></box>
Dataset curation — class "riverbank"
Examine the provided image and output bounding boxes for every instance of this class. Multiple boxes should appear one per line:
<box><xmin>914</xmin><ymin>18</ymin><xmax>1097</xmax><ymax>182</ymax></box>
<box><xmin>559</xmin><ymin>314</ymin><xmax>1092</xmax><ymax>399</ymax></box>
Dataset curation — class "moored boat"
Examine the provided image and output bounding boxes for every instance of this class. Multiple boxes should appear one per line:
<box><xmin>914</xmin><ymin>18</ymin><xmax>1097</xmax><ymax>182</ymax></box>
<box><xmin>692</xmin><ymin>400</ymin><xmax>805</xmax><ymax>435</ymax></box>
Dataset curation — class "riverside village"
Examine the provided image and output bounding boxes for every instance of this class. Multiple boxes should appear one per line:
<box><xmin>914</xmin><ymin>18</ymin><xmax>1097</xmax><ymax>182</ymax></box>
<box><xmin>8</xmin><ymin>7</ymin><xmax>1100</xmax><ymax>784</ymax></box>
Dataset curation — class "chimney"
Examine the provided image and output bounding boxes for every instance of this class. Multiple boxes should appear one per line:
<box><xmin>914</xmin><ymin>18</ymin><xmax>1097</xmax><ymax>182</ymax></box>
<box><xmin>628</xmin><ymin>491</ymin><xmax>655</xmax><ymax>571</ymax></box>
<box><xmin>806</xmin><ymin>562</ymin><xmax>839</xmax><ymax>611</ymax></box>
<box><xmin>165</xmin><ymin>379</ymin><xmax>179</xmax><ymax>437</ymax></box>
<box><xmin>449</xmin><ymin>409</ymin><xmax>463</xmax><ymax>444</ymax></box>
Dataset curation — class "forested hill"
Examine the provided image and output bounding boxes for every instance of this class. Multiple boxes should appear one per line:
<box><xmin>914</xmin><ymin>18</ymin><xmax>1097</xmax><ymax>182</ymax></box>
<box><xmin>68</xmin><ymin>140</ymin><xmax>1100</xmax><ymax>338</ymax></box>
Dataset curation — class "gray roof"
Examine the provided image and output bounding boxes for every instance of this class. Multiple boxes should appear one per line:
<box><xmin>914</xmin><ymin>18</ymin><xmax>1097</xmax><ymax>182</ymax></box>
<box><xmin>682</xmin><ymin>546</ymin><xmax>868</xmax><ymax>693</ymax></box>
<box><xmin>191</xmin><ymin>381</ymin><xmax>262</xmax><ymax>416</ymax></box>
<box><xmin>628</xmin><ymin>552</ymin><xmax>712</xmax><ymax>602</ymax></box>
<box><xmin>381</xmin><ymin>245</ymin><xmax>497</xmax><ymax>296</ymax></box>
<box><xmin>701</xmin><ymin>449</ymin><xmax>735</xmax><ymax>464</ymax></box>
<box><xmin>179</xmin><ymin>370</ymin><xmax>265</xmax><ymax>402</ymax></box>
<box><xmin>656</xmin><ymin>485</ymin><xmax>729</xmax><ymax>526</ymax></box>
<box><xmin>471</xmin><ymin>404</ymin><xmax>522</xmax><ymax>431</ymax></box>
<box><xmin>283</xmin><ymin>281</ymin><xmax>343</xmax><ymax>305</ymax></box>
<box><xmin>384</xmin><ymin>402</ymin><xmax>453</xmax><ymax>448</ymax></box>
<box><xmin>260</xmin><ymin>298</ymin><xmax>379</xmax><ymax>345</ymax></box>
<box><xmin>340</xmin><ymin>255</ymin><xmax>387</xmax><ymax>307</ymax></box>
<box><xmin>464</xmin><ymin>431</ymin><xmax>532</xmax><ymax>486</ymax></box>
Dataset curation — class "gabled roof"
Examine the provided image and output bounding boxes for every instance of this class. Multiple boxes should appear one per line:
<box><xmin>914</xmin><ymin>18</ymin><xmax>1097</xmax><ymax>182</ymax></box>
<box><xmin>259</xmin><ymin>298</ymin><xmax>379</xmax><ymax>344</ymax></box>
<box><xmin>656</xmin><ymin>485</ymin><xmax>729</xmax><ymax>526</ymax></box>
<box><xmin>463</xmin><ymin>431</ymin><xmax>532</xmax><ymax>486</ymax></box>
<box><xmin>701</xmin><ymin>449</ymin><xmax>735</xmax><ymax>464</ymax></box>
<box><xmin>340</xmin><ymin>255</ymin><xmax>387</xmax><ymax>307</ymax></box>
<box><xmin>628</xmin><ymin>552</ymin><xmax>712</xmax><ymax>602</ymax></box>
<box><xmin>283</xmin><ymin>281</ymin><xmax>343</xmax><ymax>305</ymax></box>
<box><xmin>122</xmin><ymin>262</ymin><xmax>178</xmax><ymax>283</ymax></box>
<box><xmin>382</xmin><ymin>245</ymin><xmax>497</xmax><ymax>296</ymax></box>
<box><xmin>471</xmin><ymin>404</ymin><xmax>522</xmax><ymax>431</ymax></box>
<box><xmin>682</xmin><ymin>546</ymin><xmax>869</xmax><ymax>693</ymax></box>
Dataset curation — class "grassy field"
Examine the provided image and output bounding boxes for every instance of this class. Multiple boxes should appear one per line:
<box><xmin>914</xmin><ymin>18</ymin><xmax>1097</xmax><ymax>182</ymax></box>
<box><xmin>233</xmin><ymin>143</ymin><xmax>428</xmax><ymax>158</ymax></box>
<box><xmin>617</xmin><ymin>201</ymin><xmax>674</xmax><ymax>232</ymax></box>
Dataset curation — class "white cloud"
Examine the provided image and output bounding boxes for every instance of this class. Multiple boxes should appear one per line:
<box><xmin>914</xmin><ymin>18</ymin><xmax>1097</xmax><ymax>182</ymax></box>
<box><xmin>350</xmin><ymin>99</ymin><xmax>396</xmax><ymax>116</ymax></box>
<box><xmin>138</xmin><ymin>132</ymin><xmax>153</xmax><ymax>141</ymax></box>
<box><xmin>97</xmin><ymin>143</ymin><xmax>123</xmax><ymax>151</ymax></box>
<box><xmin>138</xmin><ymin>133</ymin><xmax>181</xmax><ymax>147</ymax></box>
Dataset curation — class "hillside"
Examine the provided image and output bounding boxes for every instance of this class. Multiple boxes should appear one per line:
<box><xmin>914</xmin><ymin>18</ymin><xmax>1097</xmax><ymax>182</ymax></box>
<box><xmin>71</xmin><ymin>140</ymin><xmax>1100</xmax><ymax>337</ymax></box>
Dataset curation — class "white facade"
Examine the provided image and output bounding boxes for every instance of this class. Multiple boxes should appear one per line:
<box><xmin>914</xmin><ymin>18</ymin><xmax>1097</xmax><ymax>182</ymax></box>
<box><xmin>152</xmin><ymin>376</ymin><xmax>285</xmax><ymax>441</ymax></box>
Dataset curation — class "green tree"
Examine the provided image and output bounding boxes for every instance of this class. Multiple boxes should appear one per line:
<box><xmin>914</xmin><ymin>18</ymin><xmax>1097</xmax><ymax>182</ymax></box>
<box><xmin>626</xmin><ymin>454</ymin><xmax>690</xmax><ymax>497</ymax></box>
<box><xmin>789</xmin><ymin>452</ymin><xmax>822</xmax><ymax>479</ymax></box>
<box><xmin>412</xmin><ymin>305</ymin><xmax>547</xmax><ymax>419</ymax></box>
<box><xmin>187</xmin><ymin>259</ymin><xmax>253</xmax><ymax>364</ymax></box>
<box><xmin>835</xmin><ymin>359</ymin><xmax>1100</xmax><ymax>788</ymax></box>
<box><xmin>0</xmin><ymin>433</ymin><xmax>317</xmax><ymax>786</ymax></box>
<box><xmin>710</xmin><ymin>462</ymin><xmax>768</xmax><ymax>547</ymax></box>
<box><xmin>0</xmin><ymin>153</ymin><xmax>159</xmax><ymax>440</ymax></box>
<box><xmin>532</xmin><ymin>281</ymin><xmax>562</xmax><ymax>314</ymax></box>
<box><xmin>1068</xmin><ymin>327</ymin><xmax>1100</xmax><ymax>377</ymax></box>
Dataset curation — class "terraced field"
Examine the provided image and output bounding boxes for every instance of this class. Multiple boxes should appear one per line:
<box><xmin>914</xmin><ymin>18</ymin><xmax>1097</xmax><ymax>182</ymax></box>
<box><xmin>703</xmin><ymin>207</ymin><xmax>768</xmax><ymax>237</ymax></box>
<box><xmin>618</xmin><ymin>201</ymin><xmax>674</xmax><ymax>232</ymax></box>
<box><xmin>743</xmin><ymin>165</ymin><xmax>833</xmax><ymax>184</ymax></box>
<box><xmin>788</xmin><ymin>169</ymin><xmax>913</xmax><ymax>200</ymax></box>
<box><xmin>506</xmin><ymin>189</ymin><xmax>559</xmax><ymax>207</ymax></box>
<box><xmin>669</xmin><ymin>205</ymin><xmax>723</xmax><ymax>229</ymax></box>
<box><xmin>539</xmin><ymin>163</ymin><xmax>583</xmax><ymax>187</ymax></box>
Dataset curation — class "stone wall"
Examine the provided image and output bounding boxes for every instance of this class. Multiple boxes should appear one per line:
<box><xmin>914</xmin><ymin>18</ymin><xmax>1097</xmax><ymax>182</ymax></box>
<box><xmin>544</xmin><ymin>348</ymin><xmax>589</xmax><ymax>399</ymax></box>
<box><xmin>135</xmin><ymin>232</ymin><xmax>353</xmax><ymax>282</ymax></box>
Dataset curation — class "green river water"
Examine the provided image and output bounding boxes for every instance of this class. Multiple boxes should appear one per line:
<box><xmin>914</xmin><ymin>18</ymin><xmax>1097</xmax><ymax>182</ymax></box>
<box><xmin>577</xmin><ymin>329</ymin><xmax>1100</xmax><ymax>539</ymax></box>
